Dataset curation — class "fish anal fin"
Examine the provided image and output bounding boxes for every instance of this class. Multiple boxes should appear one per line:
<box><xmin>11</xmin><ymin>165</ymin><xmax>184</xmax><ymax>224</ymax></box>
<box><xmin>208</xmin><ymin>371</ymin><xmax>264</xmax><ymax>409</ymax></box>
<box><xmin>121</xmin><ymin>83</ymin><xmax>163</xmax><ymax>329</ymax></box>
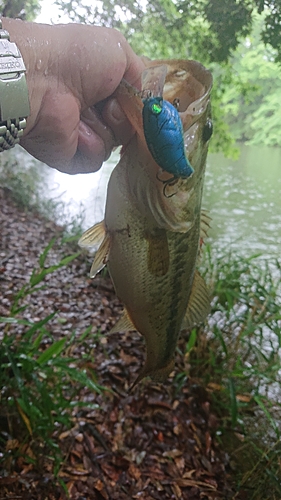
<box><xmin>181</xmin><ymin>270</ymin><xmax>210</xmax><ymax>330</ymax></box>
<box><xmin>146</xmin><ymin>228</ymin><xmax>169</xmax><ymax>277</ymax></box>
<box><xmin>89</xmin><ymin>231</ymin><xmax>111</xmax><ymax>278</ymax></box>
<box><xmin>130</xmin><ymin>358</ymin><xmax>174</xmax><ymax>390</ymax></box>
<box><xmin>107</xmin><ymin>308</ymin><xmax>136</xmax><ymax>335</ymax></box>
<box><xmin>78</xmin><ymin>220</ymin><xmax>106</xmax><ymax>251</ymax></box>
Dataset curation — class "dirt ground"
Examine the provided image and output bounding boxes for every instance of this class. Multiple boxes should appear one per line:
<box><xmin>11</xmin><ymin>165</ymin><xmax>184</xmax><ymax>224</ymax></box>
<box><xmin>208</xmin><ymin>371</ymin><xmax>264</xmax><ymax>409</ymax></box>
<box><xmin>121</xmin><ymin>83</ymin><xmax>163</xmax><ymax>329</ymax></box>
<box><xmin>0</xmin><ymin>188</ymin><xmax>241</xmax><ymax>499</ymax></box>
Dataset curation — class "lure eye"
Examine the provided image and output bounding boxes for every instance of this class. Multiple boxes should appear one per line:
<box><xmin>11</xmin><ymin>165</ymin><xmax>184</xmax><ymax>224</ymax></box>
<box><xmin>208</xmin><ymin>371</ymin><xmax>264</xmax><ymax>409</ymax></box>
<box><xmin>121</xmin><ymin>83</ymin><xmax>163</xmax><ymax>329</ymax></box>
<box><xmin>151</xmin><ymin>102</ymin><xmax>162</xmax><ymax>114</ymax></box>
<box><xmin>202</xmin><ymin>118</ymin><xmax>213</xmax><ymax>143</ymax></box>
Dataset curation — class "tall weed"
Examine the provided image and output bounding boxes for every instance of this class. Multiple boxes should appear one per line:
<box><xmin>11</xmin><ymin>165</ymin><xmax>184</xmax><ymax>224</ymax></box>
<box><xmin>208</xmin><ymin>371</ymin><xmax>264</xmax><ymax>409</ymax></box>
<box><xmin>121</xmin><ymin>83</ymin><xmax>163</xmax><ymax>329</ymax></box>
<box><xmin>187</xmin><ymin>247</ymin><xmax>281</xmax><ymax>497</ymax></box>
<box><xmin>0</xmin><ymin>238</ymin><xmax>102</xmax><ymax>470</ymax></box>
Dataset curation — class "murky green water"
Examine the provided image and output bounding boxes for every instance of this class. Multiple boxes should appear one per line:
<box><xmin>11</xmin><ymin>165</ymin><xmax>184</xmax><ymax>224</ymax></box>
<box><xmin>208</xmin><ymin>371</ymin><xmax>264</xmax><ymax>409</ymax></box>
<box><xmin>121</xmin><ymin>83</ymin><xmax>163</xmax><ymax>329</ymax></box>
<box><xmin>204</xmin><ymin>144</ymin><xmax>281</xmax><ymax>258</ymax></box>
<box><xmin>45</xmin><ymin>144</ymin><xmax>281</xmax><ymax>259</ymax></box>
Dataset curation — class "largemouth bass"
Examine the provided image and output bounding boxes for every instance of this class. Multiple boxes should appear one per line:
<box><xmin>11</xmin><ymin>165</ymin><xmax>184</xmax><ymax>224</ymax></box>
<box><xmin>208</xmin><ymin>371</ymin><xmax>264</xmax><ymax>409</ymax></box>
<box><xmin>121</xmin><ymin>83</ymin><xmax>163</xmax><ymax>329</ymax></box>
<box><xmin>79</xmin><ymin>59</ymin><xmax>213</xmax><ymax>386</ymax></box>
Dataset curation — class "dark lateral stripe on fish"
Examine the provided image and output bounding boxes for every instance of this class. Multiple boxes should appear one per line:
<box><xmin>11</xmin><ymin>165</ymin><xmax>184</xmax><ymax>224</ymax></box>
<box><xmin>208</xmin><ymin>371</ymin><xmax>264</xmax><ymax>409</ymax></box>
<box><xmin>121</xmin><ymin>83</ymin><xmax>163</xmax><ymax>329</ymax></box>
<box><xmin>161</xmin><ymin>233</ymin><xmax>191</xmax><ymax>364</ymax></box>
<box><xmin>145</xmin><ymin>228</ymin><xmax>170</xmax><ymax>277</ymax></box>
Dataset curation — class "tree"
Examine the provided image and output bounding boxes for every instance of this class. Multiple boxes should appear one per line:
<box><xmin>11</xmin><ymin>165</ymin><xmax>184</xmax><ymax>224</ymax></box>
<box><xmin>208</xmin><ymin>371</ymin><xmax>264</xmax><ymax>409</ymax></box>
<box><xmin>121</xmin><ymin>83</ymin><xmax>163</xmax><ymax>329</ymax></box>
<box><xmin>0</xmin><ymin>0</ymin><xmax>40</xmax><ymax>20</ymax></box>
<box><xmin>220</xmin><ymin>15</ymin><xmax>281</xmax><ymax>147</ymax></box>
<box><xmin>54</xmin><ymin>0</ymin><xmax>281</xmax><ymax>63</ymax></box>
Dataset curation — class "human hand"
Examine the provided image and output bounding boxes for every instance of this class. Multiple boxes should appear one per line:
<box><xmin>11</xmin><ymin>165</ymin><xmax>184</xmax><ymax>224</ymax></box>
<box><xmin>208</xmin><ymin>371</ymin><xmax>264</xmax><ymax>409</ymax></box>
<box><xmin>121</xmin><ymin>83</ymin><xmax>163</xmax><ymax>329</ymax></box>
<box><xmin>3</xmin><ymin>18</ymin><xmax>145</xmax><ymax>174</ymax></box>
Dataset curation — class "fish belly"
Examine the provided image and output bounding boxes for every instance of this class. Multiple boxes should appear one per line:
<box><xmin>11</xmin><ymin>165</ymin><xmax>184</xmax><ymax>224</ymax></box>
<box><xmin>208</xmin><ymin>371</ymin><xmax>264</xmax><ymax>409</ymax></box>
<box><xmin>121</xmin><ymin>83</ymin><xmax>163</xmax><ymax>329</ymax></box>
<box><xmin>105</xmin><ymin>152</ymin><xmax>200</xmax><ymax>380</ymax></box>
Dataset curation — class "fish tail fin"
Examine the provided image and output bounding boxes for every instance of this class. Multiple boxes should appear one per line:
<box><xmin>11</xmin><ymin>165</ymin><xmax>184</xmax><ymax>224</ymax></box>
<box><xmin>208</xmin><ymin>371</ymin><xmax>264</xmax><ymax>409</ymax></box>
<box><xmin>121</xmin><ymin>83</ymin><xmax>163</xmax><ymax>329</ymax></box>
<box><xmin>129</xmin><ymin>358</ymin><xmax>174</xmax><ymax>391</ymax></box>
<box><xmin>78</xmin><ymin>221</ymin><xmax>111</xmax><ymax>278</ymax></box>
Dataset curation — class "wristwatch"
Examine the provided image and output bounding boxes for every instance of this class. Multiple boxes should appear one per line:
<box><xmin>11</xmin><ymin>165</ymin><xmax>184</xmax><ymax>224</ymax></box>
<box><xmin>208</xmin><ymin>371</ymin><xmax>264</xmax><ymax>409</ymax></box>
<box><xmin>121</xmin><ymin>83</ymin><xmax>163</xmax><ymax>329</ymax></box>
<box><xmin>0</xmin><ymin>20</ymin><xmax>30</xmax><ymax>152</ymax></box>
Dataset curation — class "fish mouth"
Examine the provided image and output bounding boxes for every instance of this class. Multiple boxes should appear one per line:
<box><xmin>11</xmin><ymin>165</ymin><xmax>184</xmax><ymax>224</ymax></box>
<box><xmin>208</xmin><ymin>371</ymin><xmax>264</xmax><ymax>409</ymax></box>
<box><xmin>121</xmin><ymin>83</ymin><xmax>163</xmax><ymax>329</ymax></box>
<box><xmin>143</xmin><ymin>59</ymin><xmax>212</xmax><ymax>174</ymax></box>
<box><xmin>150</xmin><ymin>60</ymin><xmax>212</xmax><ymax>118</ymax></box>
<box><xmin>172</xmin><ymin>64</ymin><xmax>212</xmax><ymax>134</ymax></box>
<box><xmin>144</xmin><ymin>60</ymin><xmax>212</xmax><ymax>142</ymax></box>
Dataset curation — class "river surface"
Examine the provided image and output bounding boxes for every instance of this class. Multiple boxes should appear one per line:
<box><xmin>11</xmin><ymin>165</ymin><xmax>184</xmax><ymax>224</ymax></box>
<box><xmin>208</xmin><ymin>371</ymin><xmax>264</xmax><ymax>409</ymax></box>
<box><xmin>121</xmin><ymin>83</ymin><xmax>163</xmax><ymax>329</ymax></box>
<box><xmin>41</xmin><ymin>144</ymin><xmax>281</xmax><ymax>260</ymax></box>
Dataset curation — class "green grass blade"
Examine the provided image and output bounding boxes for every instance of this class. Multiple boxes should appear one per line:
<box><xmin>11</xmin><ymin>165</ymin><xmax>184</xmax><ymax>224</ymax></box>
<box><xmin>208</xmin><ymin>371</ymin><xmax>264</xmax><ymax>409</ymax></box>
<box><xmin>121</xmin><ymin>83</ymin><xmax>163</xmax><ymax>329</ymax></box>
<box><xmin>37</xmin><ymin>338</ymin><xmax>67</xmax><ymax>365</ymax></box>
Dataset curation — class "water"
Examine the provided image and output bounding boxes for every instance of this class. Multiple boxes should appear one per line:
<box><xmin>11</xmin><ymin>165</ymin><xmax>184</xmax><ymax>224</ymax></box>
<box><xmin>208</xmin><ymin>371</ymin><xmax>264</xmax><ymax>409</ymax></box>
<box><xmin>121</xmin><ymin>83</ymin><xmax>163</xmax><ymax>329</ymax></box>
<box><xmin>204</xmin><ymin>144</ymin><xmax>281</xmax><ymax>258</ymax></box>
<box><xmin>43</xmin><ymin>152</ymin><xmax>116</xmax><ymax>230</ymax></box>
<box><xmin>43</xmin><ymin>143</ymin><xmax>281</xmax><ymax>259</ymax></box>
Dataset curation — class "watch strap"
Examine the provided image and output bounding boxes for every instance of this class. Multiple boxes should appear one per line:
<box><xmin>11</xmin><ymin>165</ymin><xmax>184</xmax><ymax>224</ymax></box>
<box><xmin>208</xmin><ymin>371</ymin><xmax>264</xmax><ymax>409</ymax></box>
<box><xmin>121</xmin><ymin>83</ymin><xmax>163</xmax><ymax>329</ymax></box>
<box><xmin>0</xmin><ymin>20</ymin><xmax>30</xmax><ymax>151</ymax></box>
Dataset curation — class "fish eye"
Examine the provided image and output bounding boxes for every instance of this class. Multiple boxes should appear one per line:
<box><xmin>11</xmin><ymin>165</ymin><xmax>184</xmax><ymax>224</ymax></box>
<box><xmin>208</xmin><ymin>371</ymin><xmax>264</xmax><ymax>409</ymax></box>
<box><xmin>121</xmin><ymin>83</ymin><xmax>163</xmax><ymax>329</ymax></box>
<box><xmin>202</xmin><ymin>118</ymin><xmax>213</xmax><ymax>142</ymax></box>
<box><xmin>172</xmin><ymin>98</ymin><xmax>180</xmax><ymax>110</ymax></box>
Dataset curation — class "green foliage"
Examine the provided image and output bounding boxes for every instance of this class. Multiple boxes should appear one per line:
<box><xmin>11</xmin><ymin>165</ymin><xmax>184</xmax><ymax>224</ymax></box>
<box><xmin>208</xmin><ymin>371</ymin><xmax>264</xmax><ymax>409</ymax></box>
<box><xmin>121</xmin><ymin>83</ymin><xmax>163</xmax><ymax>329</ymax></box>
<box><xmin>204</xmin><ymin>0</ymin><xmax>254</xmax><ymax>61</ymax></box>
<box><xmin>0</xmin><ymin>238</ymin><xmax>102</xmax><ymax>467</ymax></box>
<box><xmin>0</xmin><ymin>152</ymin><xmax>47</xmax><ymax>211</ymax></box>
<box><xmin>203</xmin><ymin>248</ymin><xmax>281</xmax><ymax>419</ymax></box>
<box><xmin>0</xmin><ymin>150</ymin><xmax>85</xmax><ymax>236</ymax></box>
<box><xmin>0</xmin><ymin>0</ymin><xmax>40</xmax><ymax>20</ymax></box>
<box><xmin>262</xmin><ymin>1</ymin><xmax>281</xmax><ymax>63</ymax></box>
<box><xmin>181</xmin><ymin>248</ymin><xmax>281</xmax><ymax>496</ymax></box>
<box><xmin>220</xmin><ymin>15</ymin><xmax>281</xmax><ymax>147</ymax></box>
<box><xmin>55</xmin><ymin>0</ymin><xmax>281</xmax><ymax>63</ymax></box>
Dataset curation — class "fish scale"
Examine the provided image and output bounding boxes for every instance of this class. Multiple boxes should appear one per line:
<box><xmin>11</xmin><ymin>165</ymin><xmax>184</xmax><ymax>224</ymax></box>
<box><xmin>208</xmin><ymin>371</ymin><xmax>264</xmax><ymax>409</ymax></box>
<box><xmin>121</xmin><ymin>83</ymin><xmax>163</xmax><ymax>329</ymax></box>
<box><xmin>79</xmin><ymin>60</ymin><xmax>213</xmax><ymax>387</ymax></box>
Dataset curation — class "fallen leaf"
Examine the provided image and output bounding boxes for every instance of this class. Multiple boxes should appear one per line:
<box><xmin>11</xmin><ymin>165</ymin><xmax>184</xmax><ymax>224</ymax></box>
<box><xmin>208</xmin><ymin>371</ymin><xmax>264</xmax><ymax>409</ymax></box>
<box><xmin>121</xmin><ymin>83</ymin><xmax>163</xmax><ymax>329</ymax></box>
<box><xmin>163</xmin><ymin>449</ymin><xmax>183</xmax><ymax>459</ymax></box>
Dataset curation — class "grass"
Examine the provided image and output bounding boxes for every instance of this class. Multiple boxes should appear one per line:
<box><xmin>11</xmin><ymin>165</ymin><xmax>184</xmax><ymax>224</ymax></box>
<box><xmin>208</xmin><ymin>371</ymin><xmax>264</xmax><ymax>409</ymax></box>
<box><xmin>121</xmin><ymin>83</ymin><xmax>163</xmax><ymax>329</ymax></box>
<box><xmin>0</xmin><ymin>238</ymin><xmax>103</xmax><ymax>477</ymax></box>
<box><xmin>186</xmin><ymin>247</ymin><xmax>281</xmax><ymax>498</ymax></box>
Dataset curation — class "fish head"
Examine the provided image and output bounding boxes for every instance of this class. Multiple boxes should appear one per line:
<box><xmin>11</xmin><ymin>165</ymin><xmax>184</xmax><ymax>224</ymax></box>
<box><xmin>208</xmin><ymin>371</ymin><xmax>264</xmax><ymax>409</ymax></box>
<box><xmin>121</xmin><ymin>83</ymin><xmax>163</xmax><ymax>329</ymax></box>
<box><xmin>161</xmin><ymin>59</ymin><xmax>213</xmax><ymax>175</ymax></box>
<box><xmin>143</xmin><ymin>60</ymin><xmax>213</xmax><ymax>231</ymax></box>
<box><xmin>115</xmin><ymin>59</ymin><xmax>213</xmax><ymax>232</ymax></box>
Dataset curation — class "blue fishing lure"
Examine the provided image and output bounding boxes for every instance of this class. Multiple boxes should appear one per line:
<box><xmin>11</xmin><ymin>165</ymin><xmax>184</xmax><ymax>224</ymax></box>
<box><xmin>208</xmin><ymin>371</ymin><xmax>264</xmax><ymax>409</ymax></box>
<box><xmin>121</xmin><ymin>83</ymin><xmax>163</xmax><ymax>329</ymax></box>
<box><xmin>142</xmin><ymin>96</ymin><xmax>194</xmax><ymax>179</ymax></box>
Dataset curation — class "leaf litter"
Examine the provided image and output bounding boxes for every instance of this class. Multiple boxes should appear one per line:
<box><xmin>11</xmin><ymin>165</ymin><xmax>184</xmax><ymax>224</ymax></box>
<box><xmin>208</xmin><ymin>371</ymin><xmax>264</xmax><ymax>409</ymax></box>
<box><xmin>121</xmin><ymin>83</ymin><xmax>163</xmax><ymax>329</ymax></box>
<box><xmin>0</xmin><ymin>188</ymin><xmax>237</xmax><ymax>499</ymax></box>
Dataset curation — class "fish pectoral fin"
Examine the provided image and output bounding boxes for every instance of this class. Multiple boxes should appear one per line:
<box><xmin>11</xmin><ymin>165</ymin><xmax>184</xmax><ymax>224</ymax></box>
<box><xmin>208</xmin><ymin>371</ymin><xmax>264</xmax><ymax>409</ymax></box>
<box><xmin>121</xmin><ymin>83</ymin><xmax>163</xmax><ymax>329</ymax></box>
<box><xmin>89</xmin><ymin>232</ymin><xmax>111</xmax><ymax>278</ymax></box>
<box><xmin>107</xmin><ymin>308</ymin><xmax>136</xmax><ymax>335</ymax></box>
<box><xmin>181</xmin><ymin>270</ymin><xmax>210</xmax><ymax>330</ymax></box>
<box><xmin>78</xmin><ymin>220</ymin><xmax>106</xmax><ymax>251</ymax></box>
<box><xmin>78</xmin><ymin>220</ymin><xmax>110</xmax><ymax>278</ymax></box>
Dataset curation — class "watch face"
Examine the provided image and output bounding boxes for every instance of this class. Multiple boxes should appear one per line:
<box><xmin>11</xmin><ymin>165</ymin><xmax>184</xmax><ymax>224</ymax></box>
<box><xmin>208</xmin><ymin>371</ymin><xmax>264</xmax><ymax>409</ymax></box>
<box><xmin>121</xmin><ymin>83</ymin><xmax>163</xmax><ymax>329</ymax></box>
<box><xmin>0</xmin><ymin>25</ymin><xmax>30</xmax><ymax>128</ymax></box>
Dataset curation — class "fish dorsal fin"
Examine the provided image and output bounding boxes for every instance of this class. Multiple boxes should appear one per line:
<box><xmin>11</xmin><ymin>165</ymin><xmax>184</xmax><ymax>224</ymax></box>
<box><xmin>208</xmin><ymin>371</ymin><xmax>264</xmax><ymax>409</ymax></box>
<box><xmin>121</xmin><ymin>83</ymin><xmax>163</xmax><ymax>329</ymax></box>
<box><xmin>200</xmin><ymin>210</ymin><xmax>212</xmax><ymax>242</ymax></box>
<box><xmin>89</xmin><ymin>232</ymin><xmax>111</xmax><ymax>278</ymax></box>
<box><xmin>78</xmin><ymin>220</ymin><xmax>106</xmax><ymax>251</ymax></box>
<box><xmin>181</xmin><ymin>270</ymin><xmax>210</xmax><ymax>330</ymax></box>
<box><xmin>108</xmin><ymin>308</ymin><xmax>136</xmax><ymax>335</ymax></box>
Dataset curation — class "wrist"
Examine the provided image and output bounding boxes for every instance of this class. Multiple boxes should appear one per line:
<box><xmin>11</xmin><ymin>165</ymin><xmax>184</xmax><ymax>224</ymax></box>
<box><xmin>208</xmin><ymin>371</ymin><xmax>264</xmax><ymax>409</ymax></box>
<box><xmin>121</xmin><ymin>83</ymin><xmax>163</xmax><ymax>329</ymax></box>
<box><xmin>1</xmin><ymin>17</ymin><xmax>53</xmax><ymax>136</ymax></box>
<box><xmin>0</xmin><ymin>18</ymin><xmax>30</xmax><ymax>150</ymax></box>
